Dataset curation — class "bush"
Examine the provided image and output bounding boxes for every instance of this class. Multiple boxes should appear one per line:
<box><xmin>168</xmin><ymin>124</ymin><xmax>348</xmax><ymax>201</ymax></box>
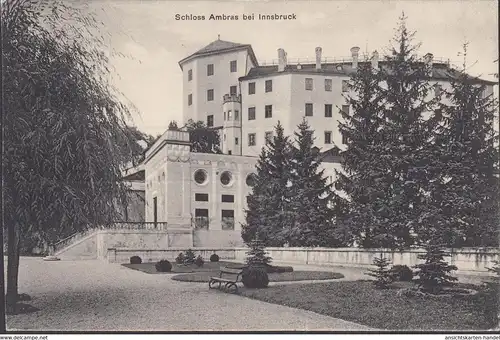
<box><xmin>195</xmin><ymin>255</ymin><xmax>204</xmax><ymax>267</ymax></box>
<box><xmin>390</xmin><ymin>265</ymin><xmax>414</xmax><ymax>282</ymax></box>
<box><xmin>184</xmin><ymin>249</ymin><xmax>196</xmax><ymax>264</ymax></box>
<box><xmin>366</xmin><ymin>256</ymin><xmax>393</xmax><ymax>289</ymax></box>
<box><xmin>242</xmin><ymin>265</ymin><xmax>269</xmax><ymax>289</ymax></box>
<box><xmin>130</xmin><ymin>256</ymin><xmax>142</xmax><ymax>264</ymax></box>
<box><xmin>210</xmin><ymin>253</ymin><xmax>220</xmax><ymax>262</ymax></box>
<box><xmin>413</xmin><ymin>245</ymin><xmax>458</xmax><ymax>295</ymax></box>
<box><xmin>175</xmin><ymin>252</ymin><xmax>184</xmax><ymax>264</ymax></box>
<box><xmin>266</xmin><ymin>265</ymin><xmax>294</xmax><ymax>273</ymax></box>
<box><xmin>155</xmin><ymin>259</ymin><xmax>172</xmax><ymax>272</ymax></box>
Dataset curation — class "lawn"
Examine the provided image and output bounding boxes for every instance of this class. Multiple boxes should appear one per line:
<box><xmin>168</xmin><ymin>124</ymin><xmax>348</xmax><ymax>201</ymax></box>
<box><xmin>171</xmin><ymin>270</ymin><xmax>344</xmax><ymax>282</ymax></box>
<box><xmin>238</xmin><ymin>280</ymin><xmax>495</xmax><ymax>331</ymax></box>
<box><xmin>122</xmin><ymin>261</ymin><xmax>244</xmax><ymax>274</ymax></box>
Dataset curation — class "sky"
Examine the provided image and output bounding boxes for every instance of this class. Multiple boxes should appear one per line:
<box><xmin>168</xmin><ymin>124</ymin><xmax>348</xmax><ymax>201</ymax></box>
<box><xmin>87</xmin><ymin>0</ymin><xmax>498</xmax><ymax>136</ymax></box>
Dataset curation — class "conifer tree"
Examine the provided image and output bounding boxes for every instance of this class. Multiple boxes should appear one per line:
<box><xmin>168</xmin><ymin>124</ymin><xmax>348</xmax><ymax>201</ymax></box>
<box><xmin>426</xmin><ymin>49</ymin><xmax>499</xmax><ymax>247</ymax></box>
<box><xmin>366</xmin><ymin>256</ymin><xmax>394</xmax><ymax>289</ymax></box>
<box><xmin>241</xmin><ymin>121</ymin><xmax>293</xmax><ymax>246</ymax></box>
<box><xmin>336</xmin><ymin>54</ymin><xmax>389</xmax><ymax>248</ymax></box>
<box><xmin>288</xmin><ymin>119</ymin><xmax>337</xmax><ymax>247</ymax></box>
<box><xmin>366</xmin><ymin>13</ymin><xmax>438</xmax><ymax>248</ymax></box>
<box><xmin>413</xmin><ymin>245</ymin><xmax>458</xmax><ymax>294</ymax></box>
<box><xmin>245</xmin><ymin>235</ymin><xmax>272</xmax><ymax>267</ymax></box>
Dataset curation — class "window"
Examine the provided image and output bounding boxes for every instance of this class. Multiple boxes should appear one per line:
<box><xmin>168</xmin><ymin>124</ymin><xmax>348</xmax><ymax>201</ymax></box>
<box><xmin>194</xmin><ymin>208</ymin><xmax>209</xmax><ymax>230</ymax></box>
<box><xmin>265</xmin><ymin>80</ymin><xmax>273</xmax><ymax>93</ymax></box>
<box><xmin>188</xmin><ymin>69</ymin><xmax>192</xmax><ymax>81</ymax></box>
<box><xmin>221</xmin><ymin>194</ymin><xmax>234</xmax><ymax>203</ymax></box>
<box><xmin>246</xmin><ymin>174</ymin><xmax>256</xmax><ymax>187</ymax></box>
<box><xmin>224</xmin><ymin>134</ymin><xmax>226</xmax><ymax>141</ymax></box>
<box><xmin>249</xmin><ymin>82</ymin><xmax>256</xmax><ymax>95</ymax></box>
<box><xmin>305</xmin><ymin>103</ymin><xmax>313</xmax><ymax>117</ymax></box>
<box><xmin>324</xmin><ymin>131</ymin><xmax>332</xmax><ymax>144</ymax></box>
<box><xmin>207</xmin><ymin>89</ymin><xmax>214</xmax><ymax>101</ymax></box>
<box><xmin>342</xmin><ymin>132</ymin><xmax>348</xmax><ymax>144</ymax></box>
<box><xmin>341</xmin><ymin>105</ymin><xmax>350</xmax><ymax>115</ymax></box>
<box><xmin>305</xmin><ymin>78</ymin><xmax>313</xmax><ymax>91</ymax></box>
<box><xmin>207</xmin><ymin>64</ymin><xmax>214</xmax><ymax>76</ymax></box>
<box><xmin>248</xmin><ymin>107</ymin><xmax>256</xmax><ymax>120</ymax></box>
<box><xmin>227</xmin><ymin>110</ymin><xmax>232</xmax><ymax>120</ymax></box>
<box><xmin>195</xmin><ymin>193</ymin><xmax>209</xmax><ymax>202</ymax></box>
<box><xmin>265</xmin><ymin>131</ymin><xmax>273</xmax><ymax>144</ymax></box>
<box><xmin>228</xmin><ymin>150</ymin><xmax>232</xmax><ymax>155</ymax></box>
<box><xmin>234</xmin><ymin>110</ymin><xmax>239</xmax><ymax>120</ymax></box>
<box><xmin>188</xmin><ymin>94</ymin><xmax>192</xmax><ymax>106</ymax></box>
<box><xmin>248</xmin><ymin>133</ymin><xmax>256</xmax><ymax>146</ymax></box>
<box><xmin>207</xmin><ymin>115</ymin><xmax>214</xmax><ymax>127</ymax></box>
<box><xmin>325</xmin><ymin>104</ymin><xmax>333</xmax><ymax>117</ymax></box>
<box><xmin>230</xmin><ymin>85</ymin><xmax>237</xmax><ymax>96</ymax></box>
<box><xmin>325</xmin><ymin>79</ymin><xmax>332</xmax><ymax>91</ymax></box>
<box><xmin>342</xmin><ymin>80</ymin><xmax>349</xmax><ymax>92</ymax></box>
<box><xmin>194</xmin><ymin>169</ymin><xmax>208</xmax><ymax>185</ymax></box>
<box><xmin>221</xmin><ymin>210</ymin><xmax>235</xmax><ymax>230</ymax></box>
<box><xmin>230</xmin><ymin>60</ymin><xmax>237</xmax><ymax>72</ymax></box>
<box><xmin>224</xmin><ymin>112</ymin><xmax>226</xmax><ymax>121</ymax></box>
<box><xmin>220</xmin><ymin>171</ymin><xmax>233</xmax><ymax>186</ymax></box>
<box><xmin>265</xmin><ymin>105</ymin><xmax>272</xmax><ymax>118</ymax></box>
<box><xmin>235</xmin><ymin>137</ymin><xmax>239</xmax><ymax>145</ymax></box>
<box><xmin>434</xmin><ymin>84</ymin><xmax>443</xmax><ymax>97</ymax></box>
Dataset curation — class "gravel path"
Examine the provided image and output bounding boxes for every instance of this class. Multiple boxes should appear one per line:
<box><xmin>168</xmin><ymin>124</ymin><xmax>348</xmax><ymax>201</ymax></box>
<box><xmin>5</xmin><ymin>257</ymin><xmax>373</xmax><ymax>331</ymax></box>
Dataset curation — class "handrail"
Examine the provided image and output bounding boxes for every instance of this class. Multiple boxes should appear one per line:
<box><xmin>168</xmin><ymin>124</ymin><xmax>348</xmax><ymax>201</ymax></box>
<box><xmin>259</xmin><ymin>55</ymin><xmax>456</xmax><ymax>66</ymax></box>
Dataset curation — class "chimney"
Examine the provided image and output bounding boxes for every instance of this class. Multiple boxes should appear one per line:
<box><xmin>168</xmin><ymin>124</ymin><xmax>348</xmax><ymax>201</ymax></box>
<box><xmin>424</xmin><ymin>53</ymin><xmax>434</xmax><ymax>75</ymax></box>
<box><xmin>315</xmin><ymin>47</ymin><xmax>322</xmax><ymax>70</ymax></box>
<box><xmin>278</xmin><ymin>48</ymin><xmax>286</xmax><ymax>72</ymax></box>
<box><xmin>350</xmin><ymin>46</ymin><xmax>360</xmax><ymax>69</ymax></box>
<box><xmin>371</xmin><ymin>50</ymin><xmax>379</xmax><ymax>70</ymax></box>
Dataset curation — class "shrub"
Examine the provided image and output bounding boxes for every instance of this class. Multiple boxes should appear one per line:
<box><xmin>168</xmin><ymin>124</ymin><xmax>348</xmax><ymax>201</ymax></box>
<box><xmin>130</xmin><ymin>256</ymin><xmax>142</xmax><ymax>264</ymax></box>
<box><xmin>175</xmin><ymin>252</ymin><xmax>185</xmax><ymax>264</ymax></box>
<box><xmin>366</xmin><ymin>256</ymin><xmax>393</xmax><ymax>289</ymax></box>
<box><xmin>482</xmin><ymin>259</ymin><xmax>500</xmax><ymax>328</ymax></box>
<box><xmin>195</xmin><ymin>255</ymin><xmax>204</xmax><ymax>267</ymax></box>
<box><xmin>242</xmin><ymin>265</ymin><xmax>269</xmax><ymax>288</ymax></box>
<box><xmin>245</xmin><ymin>236</ymin><xmax>272</xmax><ymax>266</ymax></box>
<box><xmin>184</xmin><ymin>249</ymin><xmax>196</xmax><ymax>264</ymax></box>
<box><xmin>155</xmin><ymin>259</ymin><xmax>172</xmax><ymax>272</ymax></box>
<box><xmin>413</xmin><ymin>245</ymin><xmax>458</xmax><ymax>295</ymax></box>
<box><xmin>266</xmin><ymin>265</ymin><xmax>294</xmax><ymax>273</ymax></box>
<box><xmin>210</xmin><ymin>253</ymin><xmax>220</xmax><ymax>262</ymax></box>
<box><xmin>390</xmin><ymin>265</ymin><xmax>414</xmax><ymax>282</ymax></box>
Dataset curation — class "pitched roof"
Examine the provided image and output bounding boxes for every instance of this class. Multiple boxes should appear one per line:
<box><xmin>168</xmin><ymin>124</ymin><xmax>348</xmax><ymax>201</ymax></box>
<box><xmin>179</xmin><ymin>39</ymin><xmax>258</xmax><ymax>68</ymax></box>
<box><xmin>240</xmin><ymin>61</ymin><xmax>497</xmax><ymax>85</ymax></box>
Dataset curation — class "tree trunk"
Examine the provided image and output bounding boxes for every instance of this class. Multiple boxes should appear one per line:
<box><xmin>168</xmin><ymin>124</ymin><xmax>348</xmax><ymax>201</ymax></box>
<box><xmin>6</xmin><ymin>222</ymin><xmax>20</xmax><ymax>315</ymax></box>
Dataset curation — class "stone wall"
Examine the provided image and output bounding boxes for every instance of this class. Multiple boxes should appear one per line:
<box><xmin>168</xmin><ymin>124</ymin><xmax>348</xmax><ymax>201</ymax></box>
<box><xmin>193</xmin><ymin>229</ymin><xmax>244</xmax><ymax>248</ymax></box>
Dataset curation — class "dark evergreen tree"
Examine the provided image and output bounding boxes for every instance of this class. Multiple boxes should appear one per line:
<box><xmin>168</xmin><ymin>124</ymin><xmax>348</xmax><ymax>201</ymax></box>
<box><xmin>426</xmin><ymin>54</ymin><xmax>499</xmax><ymax>247</ymax></box>
<box><xmin>184</xmin><ymin>119</ymin><xmax>222</xmax><ymax>154</ymax></box>
<box><xmin>241</xmin><ymin>122</ymin><xmax>293</xmax><ymax>246</ymax></box>
<box><xmin>365</xmin><ymin>13</ymin><xmax>438</xmax><ymax>248</ymax></box>
<box><xmin>366</xmin><ymin>256</ymin><xmax>394</xmax><ymax>289</ymax></box>
<box><xmin>288</xmin><ymin>119</ymin><xmax>338</xmax><ymax>246</ymax></box>
<box><xmin>336</xmin><ymin>53</ymin><xmax>389</xmax><ymax>248</ymax></box>
<box><xmin>413</xmin><ymin>245</ymin><xmax>458</xmax><ymax>294</ymax></box>
<box><xmin>245</xmin><ymin>236</ymin><xmax>272</xmax><ymax>266</ymax></box>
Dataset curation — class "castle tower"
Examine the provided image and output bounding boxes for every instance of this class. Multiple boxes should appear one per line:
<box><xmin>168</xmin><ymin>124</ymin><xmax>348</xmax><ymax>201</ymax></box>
<box><xmin>222</xmin><ymin>93</ymin><xmax>242</xmax><ymax>156</ymax></box>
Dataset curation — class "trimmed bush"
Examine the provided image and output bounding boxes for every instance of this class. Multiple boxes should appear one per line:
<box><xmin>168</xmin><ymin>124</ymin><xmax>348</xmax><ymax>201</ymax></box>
<box><xmin>390</xmin><ymin>265</ymin><xmax>413</xmax><ymax>282</ymax></box>
<box><xmin>130</xmin><ymin>256</ymin><xmax>142</xmax><ymax>264</ymax></box>
<box><xmin>184</xmin><ymin>249</ymin><xmax>196</xmax><ymax>264</ymax></box>
<box><xmin>175</xmin><ymin>252</ymin><xmax>184</xmax><ymax>264</ymax></box>
<box><xmin>242</xmin><ymin>265</ymin><xmax>269</xmax><ymax>288</ymax></box>
<box><xmin>210</xmin><ymin>253</ymin><xmax>220</xmax><ymax>262</ymax></box>
<box><xmin>155</xmin><ymin>259</ymin><xmax>172</xmax><ymax>272</ymax></box>
<box><xmin>195</xmin><ymin>255</ymin><xmax>204</xmax><ymax>267</ymax></box>
<box><xmin>266</xmin><ymin>265</ymin><xmax>294</xmax><ymax>273</ymax></box>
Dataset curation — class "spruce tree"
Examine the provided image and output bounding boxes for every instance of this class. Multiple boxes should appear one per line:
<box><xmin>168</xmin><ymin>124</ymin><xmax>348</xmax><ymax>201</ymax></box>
<box><xmin>245</xmin><ymin>235</ymin><xmax>272</xmax><ymax>267</ymax></box>
<box><xmin>366</xmin><ymin>256</ymin><xmax>394</xmax><ymax>289</ymax></box>
<box><xmin>427</xmin><ymin>52</ymin><xmax>499</xmax><ymax>247</ymax></box>
<box><xmin>367</xmin><ymin>14</ymin><xmax>438</xmax><ymax>248</ymax></box>
<box><xmin>336</xmin><ymin>53</ymin><xmax>389</xmax><ymax>248</ymax></box>
<box><xmin>288</xmin><ymin>119</ymin><xmax>337</xmax><ymax>247</ymax></box>
<box><xmin>413</xmin><ymin>245</ymin><xmax>458</xmax><ymax>294</ymax></box>
<box><xmin>241</xmin><ymin>121</ymin><xmax>293</xmax><ymax>246</ymax></box>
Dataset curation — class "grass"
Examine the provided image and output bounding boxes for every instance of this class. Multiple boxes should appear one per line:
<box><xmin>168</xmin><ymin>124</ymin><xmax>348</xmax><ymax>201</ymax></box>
<box><xmin>238</xmin><ymin>280</ymin><xmax>494</xmax><ymax>331</ymax></box>
<box><xmin>122</xmin><ymin>261</ymin><xmax>243</xmax><ymax>274</ymax></box>
<box><xmin>171</xmin><ymin>271</ymin><xmax>344</xmax><ymax>282</ymax></box>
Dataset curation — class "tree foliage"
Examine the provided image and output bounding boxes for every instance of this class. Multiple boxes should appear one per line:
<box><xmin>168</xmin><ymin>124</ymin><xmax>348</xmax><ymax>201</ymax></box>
<box><xmin>366</xmin><ymin>256</ymin><xmax>394</xmax><ymax>289</ymax></box>
<box><xmin>184</xmin><ymin>119</ymin><xmax>222</xmax><ymax>154</ymax></box>
<box><xmin>2</xmin><ymin>0</ymin><xmax>138</xmax><ymax>313</ymax></box>
<box><xmin>413</xmin><ymin>245</ymin><xmax>458</xmax><ymax>294</ymax></box>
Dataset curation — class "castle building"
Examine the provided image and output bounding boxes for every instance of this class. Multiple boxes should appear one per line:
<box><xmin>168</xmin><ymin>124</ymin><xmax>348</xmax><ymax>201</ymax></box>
<box><xmin>129</xmin><ymin>37</ymin><xmax>496</xmax><ymax>248</ymax></box>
